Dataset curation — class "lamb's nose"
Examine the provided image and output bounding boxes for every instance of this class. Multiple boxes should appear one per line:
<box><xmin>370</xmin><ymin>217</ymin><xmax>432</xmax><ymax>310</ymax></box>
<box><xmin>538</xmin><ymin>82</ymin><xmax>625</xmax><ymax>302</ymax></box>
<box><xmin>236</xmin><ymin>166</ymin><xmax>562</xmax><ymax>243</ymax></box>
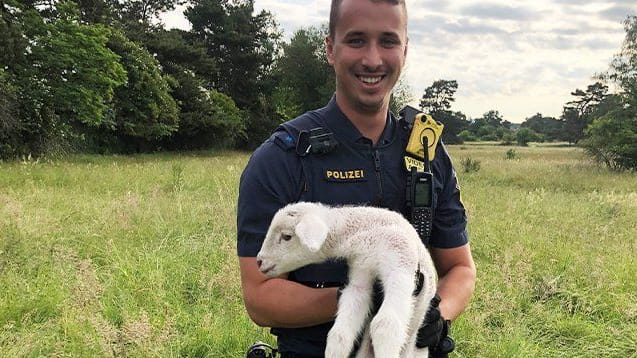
<box><xmin>256</xmin><ymin>259</ymin><xmax>263</xmax><ymax>269</ymax></box>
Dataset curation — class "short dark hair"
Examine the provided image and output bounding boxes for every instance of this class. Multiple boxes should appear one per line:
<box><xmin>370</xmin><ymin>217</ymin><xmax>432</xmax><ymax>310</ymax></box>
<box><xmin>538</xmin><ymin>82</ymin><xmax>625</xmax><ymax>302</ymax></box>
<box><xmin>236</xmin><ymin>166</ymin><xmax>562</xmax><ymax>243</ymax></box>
<box><xmin>328</xmin><ymin>0</ymin><xmax>407</xmax><ymax>40</ymax></box>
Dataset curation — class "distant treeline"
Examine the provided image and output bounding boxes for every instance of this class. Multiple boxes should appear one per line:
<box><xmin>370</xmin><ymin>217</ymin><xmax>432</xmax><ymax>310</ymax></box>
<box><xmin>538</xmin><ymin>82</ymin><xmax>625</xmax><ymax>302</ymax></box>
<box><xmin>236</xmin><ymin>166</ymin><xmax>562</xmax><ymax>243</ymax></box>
<box><xmin>418</xmin><ymin>80</ymin><xmax>610</xmax><ymax>147</ymax></box>
<box><xmin>0</xmin><ymin>2</ymin><xmax>635</xmax><ymax>169</ymax></box>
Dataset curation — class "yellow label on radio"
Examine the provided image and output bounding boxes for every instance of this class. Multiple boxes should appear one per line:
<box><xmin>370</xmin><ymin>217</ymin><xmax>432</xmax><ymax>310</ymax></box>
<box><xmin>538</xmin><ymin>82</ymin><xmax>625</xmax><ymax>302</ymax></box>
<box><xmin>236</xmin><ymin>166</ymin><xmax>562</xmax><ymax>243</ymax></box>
<box><xmin>404</xmin><ymin>156</ymin><xmax>425</xmax><ymax>171</ymax></box>
<box><xmin>405</xmin><ymin>113</ymin><xmax>444</xmax><ymax>163</ymax></box>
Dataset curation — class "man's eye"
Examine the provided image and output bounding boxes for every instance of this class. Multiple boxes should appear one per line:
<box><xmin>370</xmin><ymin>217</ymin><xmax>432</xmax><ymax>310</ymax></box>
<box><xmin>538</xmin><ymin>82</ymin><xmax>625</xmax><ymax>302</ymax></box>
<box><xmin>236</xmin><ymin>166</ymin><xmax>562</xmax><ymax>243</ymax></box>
<box><xmin>281</xmin><ymin>234</ymin><xmax>292</xmax><ymax>241</ymax></box>
<box><xmin>347</xmin><ymin>38</ymin><xmax>364</xmax><ymax>46</ymax></box>
<box><xmin>381</xmin><ymin>39</ymin><xmax>399</xmax><ymax>47</ymax></box>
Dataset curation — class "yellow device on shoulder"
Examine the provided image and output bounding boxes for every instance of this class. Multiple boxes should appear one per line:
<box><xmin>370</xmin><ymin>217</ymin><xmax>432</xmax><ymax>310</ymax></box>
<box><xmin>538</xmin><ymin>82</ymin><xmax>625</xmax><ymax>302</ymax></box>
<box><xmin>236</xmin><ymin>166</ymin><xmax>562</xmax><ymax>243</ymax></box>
<box><xmin>404</xmin><ymin>113</ymin><xmax>444</xmax><ymax>171</ymax></box>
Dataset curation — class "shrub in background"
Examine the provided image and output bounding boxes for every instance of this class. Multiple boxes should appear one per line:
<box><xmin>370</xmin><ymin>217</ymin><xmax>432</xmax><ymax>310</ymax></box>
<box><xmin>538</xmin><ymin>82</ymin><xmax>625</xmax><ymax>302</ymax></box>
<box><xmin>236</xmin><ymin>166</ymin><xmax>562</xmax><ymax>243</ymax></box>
<box><xmin>461</xmin><ymin>157</ymin><xmax>481</xmax><ymax>173</ymax></box>
<box><xmin>505</xmin><ymin>149</ymin><xmax>519</xmax><ymax>160</ymax></box>
<box><xmin>582</xmin><ymin>110</ymin><xmax>637</xmax><ymax>171</ymax></box>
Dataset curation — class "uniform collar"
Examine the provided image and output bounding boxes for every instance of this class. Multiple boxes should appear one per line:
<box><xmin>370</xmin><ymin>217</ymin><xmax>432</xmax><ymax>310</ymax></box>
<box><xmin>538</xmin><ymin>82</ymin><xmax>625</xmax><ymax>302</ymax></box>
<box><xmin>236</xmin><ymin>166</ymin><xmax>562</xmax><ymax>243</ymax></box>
<box><xmin>323</xmin><ymin>96</ymin><xmax>396</xmax><ymax>146</ymax></box>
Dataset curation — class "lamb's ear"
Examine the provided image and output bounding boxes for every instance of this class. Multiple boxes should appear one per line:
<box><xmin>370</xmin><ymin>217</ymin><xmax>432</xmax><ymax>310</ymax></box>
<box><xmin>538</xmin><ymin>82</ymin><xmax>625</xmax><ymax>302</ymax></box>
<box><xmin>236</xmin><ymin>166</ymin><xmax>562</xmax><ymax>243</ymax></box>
<box><xmin>295</xmin><ymin>213</ymin><xmax>328</xmax><ymax>252</ymax></box>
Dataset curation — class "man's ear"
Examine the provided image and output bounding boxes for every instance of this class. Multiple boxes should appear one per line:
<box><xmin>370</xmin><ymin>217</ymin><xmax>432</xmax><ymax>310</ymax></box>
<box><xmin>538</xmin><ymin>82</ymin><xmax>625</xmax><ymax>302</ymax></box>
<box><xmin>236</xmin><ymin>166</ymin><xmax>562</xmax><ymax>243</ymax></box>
<box><xmin>404</xmin><ymin>36</ymin><xmax>409</xmax><ymax>58</ymax></box>
<box><xmin>295</xmin><ymin>213</ymin><xmax>329</xmax><ymax>252</ymax></box>
<box><xmin>325</xmin><ymin>35</ymin><xmax>335</xmax><ymax>65</ymax></box>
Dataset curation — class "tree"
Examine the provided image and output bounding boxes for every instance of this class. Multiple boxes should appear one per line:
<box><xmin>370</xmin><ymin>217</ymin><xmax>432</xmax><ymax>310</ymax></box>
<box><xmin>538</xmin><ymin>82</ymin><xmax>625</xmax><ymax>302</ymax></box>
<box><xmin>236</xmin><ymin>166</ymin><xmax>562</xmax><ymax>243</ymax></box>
<box><xmin>606</xmin><ymin>16</ymin><xmax>637</xmax><ymax>97</ymax></box>
<box><xmin>521</xmin><ymin>113</ymin><xmax>563</xmax><ymax>142</ymax></box>
<box><xmin>74</xmin><ymin>0</ymin><xmax>116</xmax><ymax>24</ymax></box>
<box><xmin>165</xmin><ymin>69</ymin><xmax>246</xmax><ymax>150</ymax></box>
<box><xmin>29</xmin><ymin>6</ymin><xmax>126</xmax><ymax>128</ymax></box>
<box><xmin>115</xmin><ymin>0</ymin><xmax>184</xmax><ymax>25</ymax></box>
<box><xmin>458</xmin><ymin>130</ymin><xmax>477</xmax><ymax>142</ymax></box>
<box><xmin>432</xmin><ymin>110</ymin><xmax>468</xmax><ymax>144</ymax></box>
<box><xmin>582</xmin><ymin>15</ymin><xmax>637</xmax><ymax>170</ymax></box>
<box><xmin>419</xmin><ymin>79</ymin><xmax>458</xmax><ymax>113</ymax></box>
<box><xmin>186</xmin><ymin>0</ymin><xmax>282</xmax><ymax>147</ymax></box>
<box><xmin>561</xmin><ymin>82</ymin><xmax>608</xmax><ymax>143</ymax></box>
<box><xmin>186</xmin><ymin>0</ymin><xmax>280</xmax><ymax>108</ymax></box>
<box><xmin>104</xmin><ymin>30</ymin><xmax>179</xmax><ymax>149</ymax></box>
<box><xmin>516</xmin><ymin>127</ymin><xmax>543</xmax><ymax>146</ymax></box>
<box><xmin>0</xmin><ymin>0</ymin><xmax>28</xmax><ymax>69</ymax></box>
<box><xmin>0</xmin><ymin>69</ymin><xmax>20</xmax><ymax>158</ymax></box>
<box><xmin>11</xmin><ymin>2</ymin><xmax>126</xmax><ymax>155</ymax></box>
<box><xmin>389</xmin><ymin>76</ymin><xmax>413</xmax><ymax>116</ymax></box>
<box><xmin>143</xmin><ymin>29</ymin><xmax>244</xmax><ymax>149</ymax></box>
<box><xmin>419</xmin><ymin>79</ymin><xmax>468</xmax><ymax>143</ymax></box>
<box><xmin>273</xmin><ymin>26</ymin><xmax>334</xmax><ymax>119</ymax></box>
<box><xmin>467</xmin><ymin>110</ymin><xmax>513</xmax><ymax>141</ymax></box>
<box><xmin>582</xmin><ymin>111</ymin><xmax>637</xmax><ymax>170</ymax></box>
<box><xmin>482</xmin><ymin>110</ymin><xmax>503</xmax><ymax>127</ymax></box>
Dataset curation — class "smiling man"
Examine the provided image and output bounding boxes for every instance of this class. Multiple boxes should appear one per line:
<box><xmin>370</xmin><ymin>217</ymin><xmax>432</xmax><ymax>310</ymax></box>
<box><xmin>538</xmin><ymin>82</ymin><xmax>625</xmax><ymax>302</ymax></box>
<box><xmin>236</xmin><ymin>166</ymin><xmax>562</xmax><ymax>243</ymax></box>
<box><xmin>237</xmin><ymin>0</ymin><xmax>476</xmax><ymax>357</ymax></box>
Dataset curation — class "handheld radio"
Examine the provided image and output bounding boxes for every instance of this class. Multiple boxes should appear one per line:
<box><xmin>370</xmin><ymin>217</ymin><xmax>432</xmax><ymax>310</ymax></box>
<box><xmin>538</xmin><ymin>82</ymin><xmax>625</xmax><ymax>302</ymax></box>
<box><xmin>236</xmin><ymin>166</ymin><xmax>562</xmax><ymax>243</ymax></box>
<box><xmin>406</xmin><ymin>137</ymin><xmax>434</xmax><ymax>243</ymax></box>
<box><xmin>401</xmin><ymin>107</ymin><xmax>442</xmax><ymax>245</ymax></box>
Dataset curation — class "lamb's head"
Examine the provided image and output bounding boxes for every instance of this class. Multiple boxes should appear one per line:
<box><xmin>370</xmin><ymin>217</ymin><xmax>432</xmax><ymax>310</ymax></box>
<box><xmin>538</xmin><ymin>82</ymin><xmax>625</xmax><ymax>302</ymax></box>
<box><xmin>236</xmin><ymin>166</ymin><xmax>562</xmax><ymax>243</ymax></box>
<box><xmin>256</xmin><ymin>202</ymin><xmax>330</xmax><ymax>278</ymax></box>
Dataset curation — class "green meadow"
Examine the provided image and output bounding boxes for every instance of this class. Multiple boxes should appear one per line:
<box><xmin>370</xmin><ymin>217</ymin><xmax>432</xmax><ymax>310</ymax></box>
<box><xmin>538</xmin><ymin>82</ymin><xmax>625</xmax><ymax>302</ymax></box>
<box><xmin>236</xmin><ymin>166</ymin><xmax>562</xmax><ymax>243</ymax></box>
<box><xmin>1</xmin><ymin>145</ymin><xmax>635</xmax><ymax>357</ymax></box>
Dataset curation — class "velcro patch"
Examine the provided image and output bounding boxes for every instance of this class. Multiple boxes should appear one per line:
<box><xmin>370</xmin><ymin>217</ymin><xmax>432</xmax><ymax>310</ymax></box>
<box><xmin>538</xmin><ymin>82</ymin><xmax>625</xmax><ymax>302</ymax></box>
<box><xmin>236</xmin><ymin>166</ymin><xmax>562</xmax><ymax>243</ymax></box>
<box><xmin>272</xmin><ymin>131</ymin><xmax>296</xmax><ymax>150</ymax></box>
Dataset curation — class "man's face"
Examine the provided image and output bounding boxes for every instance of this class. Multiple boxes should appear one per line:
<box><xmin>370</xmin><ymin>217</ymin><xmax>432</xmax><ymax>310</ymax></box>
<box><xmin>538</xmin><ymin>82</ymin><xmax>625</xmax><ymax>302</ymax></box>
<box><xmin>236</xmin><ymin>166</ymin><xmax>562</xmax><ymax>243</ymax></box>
<box><xmin>326</xmin><ymin>0</ymin><xmax>408</xmax><ymax>115</ymax></box>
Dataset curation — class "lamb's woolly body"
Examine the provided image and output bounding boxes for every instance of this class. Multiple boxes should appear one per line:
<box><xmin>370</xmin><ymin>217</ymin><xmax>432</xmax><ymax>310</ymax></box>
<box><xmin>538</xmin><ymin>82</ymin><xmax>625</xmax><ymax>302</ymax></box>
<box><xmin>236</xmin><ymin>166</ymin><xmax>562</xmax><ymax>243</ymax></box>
<box><xmin>322</xmin><ymin>206</ymin><xmax>428</xmax><ymax>277</ymax></box>
<box><xmin>257</xmin><ymin>202</ymin><xmax>437</xmax><ymax>358</ymax></box>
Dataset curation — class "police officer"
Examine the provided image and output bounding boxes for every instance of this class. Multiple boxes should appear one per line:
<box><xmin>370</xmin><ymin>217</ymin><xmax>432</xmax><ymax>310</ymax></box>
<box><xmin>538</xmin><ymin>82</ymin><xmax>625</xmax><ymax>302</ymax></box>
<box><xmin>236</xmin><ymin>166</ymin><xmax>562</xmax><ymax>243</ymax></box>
<box><xmin>237</xmin><ymin>0</ymin><xmax>476</xmax><ymax>356</ymax></box>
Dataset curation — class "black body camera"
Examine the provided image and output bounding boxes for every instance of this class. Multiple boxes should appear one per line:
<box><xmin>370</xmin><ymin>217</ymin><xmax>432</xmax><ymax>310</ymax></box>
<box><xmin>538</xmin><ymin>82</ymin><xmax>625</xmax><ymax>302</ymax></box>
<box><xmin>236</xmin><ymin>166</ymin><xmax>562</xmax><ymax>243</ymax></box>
<box><xmin>296</xmin><ymin>127</ymin><xmax>338</xmax><ymax>156</ymax></box>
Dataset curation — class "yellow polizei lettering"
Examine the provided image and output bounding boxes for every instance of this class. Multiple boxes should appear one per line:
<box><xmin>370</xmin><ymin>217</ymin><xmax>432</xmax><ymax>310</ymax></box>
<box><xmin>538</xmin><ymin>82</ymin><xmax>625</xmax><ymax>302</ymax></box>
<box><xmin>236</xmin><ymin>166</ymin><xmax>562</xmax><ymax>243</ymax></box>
<box><xmin>325</xmin><ymin>169</ymin><xmax>365</xmax><ymax>180</ymax></box>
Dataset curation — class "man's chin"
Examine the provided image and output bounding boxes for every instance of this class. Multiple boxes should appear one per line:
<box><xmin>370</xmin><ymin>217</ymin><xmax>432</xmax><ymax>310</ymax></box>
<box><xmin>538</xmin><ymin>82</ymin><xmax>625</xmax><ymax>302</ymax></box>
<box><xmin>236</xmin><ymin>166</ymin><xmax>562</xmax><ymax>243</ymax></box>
<box><xmin>356</xmin><ymin>97</ymin><xmax>389</xmax><ymax>114</ymax></box>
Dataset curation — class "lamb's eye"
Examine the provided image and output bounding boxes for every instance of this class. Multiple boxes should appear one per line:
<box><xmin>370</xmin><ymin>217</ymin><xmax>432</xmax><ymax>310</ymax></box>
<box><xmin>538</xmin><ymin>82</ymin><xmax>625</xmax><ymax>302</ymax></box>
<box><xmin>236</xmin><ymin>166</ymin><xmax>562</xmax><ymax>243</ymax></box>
<box><xmin>281</xmin><ymin>234</ymin><xmax>292</xmax><ymax>241</ymax></box>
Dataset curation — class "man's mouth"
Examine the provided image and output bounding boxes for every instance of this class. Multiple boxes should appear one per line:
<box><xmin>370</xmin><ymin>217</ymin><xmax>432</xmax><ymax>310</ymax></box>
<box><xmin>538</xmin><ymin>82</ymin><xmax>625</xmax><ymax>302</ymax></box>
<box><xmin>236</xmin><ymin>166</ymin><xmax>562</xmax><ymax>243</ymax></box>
<box><xmin>358</xmin><ymin>75</ymin><xmax>384</xmax><ymax>85</ymax></box>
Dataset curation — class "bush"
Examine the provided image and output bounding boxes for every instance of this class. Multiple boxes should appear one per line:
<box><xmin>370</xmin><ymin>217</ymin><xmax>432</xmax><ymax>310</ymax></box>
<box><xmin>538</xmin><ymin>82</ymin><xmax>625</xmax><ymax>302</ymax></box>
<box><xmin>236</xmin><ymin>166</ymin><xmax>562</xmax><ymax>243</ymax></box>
<box><xmin>516</xmin><ymin>128</ymin><xmax>544</xmax><ymax>146</ymax></box>
<box><xmin>461</xmin><ymin>157</ymin><xmax>481</xmax><ymax>173</ymax></box>
<box><xmin>169</xmin><ymin>87</ymin><xmax>246</xmax><ymax>150</ymax></box>
<box><xmin>505</xmin><ymin>149</ymin><xmax>519</xmax><ymax>160</ymax></box>
<box><xmin>480</xmin><ymin>133</ymin><xmax>499</xmax><ymax>141</ymax></box>
<box><xmin>501</xmin><ymin>133</ymin><xmax>516</xmax><ymax>145</ymax></box>
<box><xmin>0</xmin><ymin>70</ymin><xmax>19</xmax><ymax>158</ymax></box>
<box><xmin>458</xmin><ymin>130</ymin><xmax>478</xmax><ymax>142</ymax></box>
<box><xmin>581</xmin><ymin>111</ymin><xmax>637</xmax><ymax>171</ymax></box>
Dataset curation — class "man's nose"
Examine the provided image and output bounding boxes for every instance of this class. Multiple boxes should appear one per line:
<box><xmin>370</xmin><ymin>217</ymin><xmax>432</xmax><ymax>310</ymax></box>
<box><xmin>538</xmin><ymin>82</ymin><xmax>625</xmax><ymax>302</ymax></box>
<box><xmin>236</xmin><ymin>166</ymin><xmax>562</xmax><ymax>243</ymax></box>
<box><xmin>361</xmin><ymin>44</ymin><xmax>382</xmax><ymax>69</ymax></box>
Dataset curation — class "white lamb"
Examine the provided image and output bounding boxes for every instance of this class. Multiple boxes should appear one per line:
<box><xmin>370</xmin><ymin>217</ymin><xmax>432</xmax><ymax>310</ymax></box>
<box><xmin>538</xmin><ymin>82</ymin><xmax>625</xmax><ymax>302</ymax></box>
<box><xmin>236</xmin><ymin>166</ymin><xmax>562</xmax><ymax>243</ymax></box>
<box><xmin>256</xmin><ymin>202</ymin><xmax>437</xmax><ymax>358</ymax></box>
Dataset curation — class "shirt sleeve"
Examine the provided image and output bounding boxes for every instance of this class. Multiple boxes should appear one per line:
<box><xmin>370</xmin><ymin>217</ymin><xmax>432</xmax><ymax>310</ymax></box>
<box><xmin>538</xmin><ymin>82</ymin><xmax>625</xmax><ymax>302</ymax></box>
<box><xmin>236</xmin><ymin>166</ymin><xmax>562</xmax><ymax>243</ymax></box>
<box><xmin>429</xmin><ymin>143</ymin><xmax>470</xmax><ymax>249</ymax></box>
<box><xmin>236</xmin><ymin>135</ymin><xmax>303</xmax><ymax>257</ymax></box>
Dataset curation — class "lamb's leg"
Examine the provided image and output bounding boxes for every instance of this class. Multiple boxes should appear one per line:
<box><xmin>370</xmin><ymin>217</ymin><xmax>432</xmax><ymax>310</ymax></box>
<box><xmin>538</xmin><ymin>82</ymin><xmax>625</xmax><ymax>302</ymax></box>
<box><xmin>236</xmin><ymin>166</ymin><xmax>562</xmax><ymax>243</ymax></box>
<box><xmin>325</xmin><ymin>267</ymin><xmax>374</xmax><ymax>358</ymax></box>
<box><xmin>368</xmin><ymin>270</ymin><xmax>414</xmax><ymax>357</ymax></box>
<box><xmin>354</xmin><ymin>326</ymin><xmax>373</xmax><ymax>358</ymax></box>
<box><xmin>405</xmin><ymin>289</ymin><xmax>435</xmax><ymax>358</ymax></box>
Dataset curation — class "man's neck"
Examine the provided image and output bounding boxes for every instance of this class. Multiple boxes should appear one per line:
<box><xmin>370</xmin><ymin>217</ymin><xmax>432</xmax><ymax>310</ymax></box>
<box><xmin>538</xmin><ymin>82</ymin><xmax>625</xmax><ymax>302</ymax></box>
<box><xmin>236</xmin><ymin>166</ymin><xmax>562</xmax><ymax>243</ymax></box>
<box><xmin>335</xmin><ymin>97</ymin><xmax>389</xmax><ymax>145</ymax></box>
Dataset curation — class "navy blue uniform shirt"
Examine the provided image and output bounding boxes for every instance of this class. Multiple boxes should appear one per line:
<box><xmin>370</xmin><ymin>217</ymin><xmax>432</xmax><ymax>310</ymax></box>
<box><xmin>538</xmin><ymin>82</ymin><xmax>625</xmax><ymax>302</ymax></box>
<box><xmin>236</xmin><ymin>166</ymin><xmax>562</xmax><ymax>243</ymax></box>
<box><xmin>237</xmin><ymin>97</ymin><xmax>468</xmax><ymax>356</ymax></box>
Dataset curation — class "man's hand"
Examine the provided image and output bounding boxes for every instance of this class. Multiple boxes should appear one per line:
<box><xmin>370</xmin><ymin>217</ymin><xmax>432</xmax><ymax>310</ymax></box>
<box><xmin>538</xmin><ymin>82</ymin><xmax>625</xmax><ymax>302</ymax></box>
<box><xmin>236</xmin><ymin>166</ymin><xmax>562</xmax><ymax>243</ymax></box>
<box><xmin>416</xmin><ymin>294</ymin><xmax>455</xmax><ymax>356</ymax></box>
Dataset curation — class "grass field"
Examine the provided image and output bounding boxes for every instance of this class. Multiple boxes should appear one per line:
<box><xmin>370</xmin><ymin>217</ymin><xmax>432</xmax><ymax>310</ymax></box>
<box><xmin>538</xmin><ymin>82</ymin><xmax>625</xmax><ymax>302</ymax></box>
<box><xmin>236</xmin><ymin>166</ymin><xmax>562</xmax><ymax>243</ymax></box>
<box><xmin>0</xmin><ymin>145</ymin><xmax>635</xmax><ymax>357</ymax></box>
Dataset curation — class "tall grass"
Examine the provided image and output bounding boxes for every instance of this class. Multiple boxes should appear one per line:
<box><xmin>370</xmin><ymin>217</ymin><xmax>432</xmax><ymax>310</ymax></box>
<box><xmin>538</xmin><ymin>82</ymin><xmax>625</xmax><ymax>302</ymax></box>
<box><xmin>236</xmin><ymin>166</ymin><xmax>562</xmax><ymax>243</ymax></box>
<box><xmin>0</xmin><ymin>146</ymin><xmax>635</xmax><ymax>357</ymax></box>
<box><xmin>455</xmin><ymin>145</ymin><xmax>636</xmax><ymax>357</ymax></box>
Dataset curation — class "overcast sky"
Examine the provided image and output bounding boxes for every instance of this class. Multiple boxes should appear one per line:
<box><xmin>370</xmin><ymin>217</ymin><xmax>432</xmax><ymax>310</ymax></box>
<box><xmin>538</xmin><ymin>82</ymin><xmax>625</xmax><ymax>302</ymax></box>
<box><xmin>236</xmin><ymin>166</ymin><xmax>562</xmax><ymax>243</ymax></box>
<box><xmin>162</xmin><ymin>1</ymin><xmax>637</xmax><ymax>123</ymax></box>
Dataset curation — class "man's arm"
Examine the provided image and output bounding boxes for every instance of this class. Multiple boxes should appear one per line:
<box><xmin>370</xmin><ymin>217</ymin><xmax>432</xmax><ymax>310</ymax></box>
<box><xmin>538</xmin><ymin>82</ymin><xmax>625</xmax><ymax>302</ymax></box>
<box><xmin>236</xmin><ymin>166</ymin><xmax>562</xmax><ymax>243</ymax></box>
<box><xmin>429</xmin><ymin>244</ymin><xmax>476</xmax><ymax>321</ymax></box>
<box><xmin>239</xmin><ymin>257</ymin><xmax>338</xmax><ymax>328</ymax></box>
